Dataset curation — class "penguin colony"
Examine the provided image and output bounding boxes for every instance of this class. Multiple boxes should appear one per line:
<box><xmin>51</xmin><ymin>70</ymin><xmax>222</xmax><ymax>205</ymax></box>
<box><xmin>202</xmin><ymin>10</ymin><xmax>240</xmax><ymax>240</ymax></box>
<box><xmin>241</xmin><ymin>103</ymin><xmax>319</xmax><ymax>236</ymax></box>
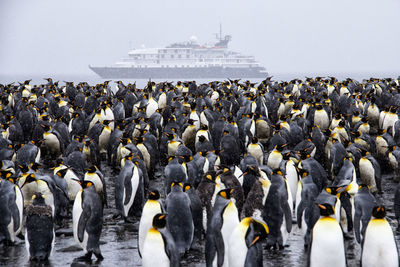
<box><xmin>0</xmin><ymin>77</ymin><xmax>399</xmax><ymax>266</ymax></box>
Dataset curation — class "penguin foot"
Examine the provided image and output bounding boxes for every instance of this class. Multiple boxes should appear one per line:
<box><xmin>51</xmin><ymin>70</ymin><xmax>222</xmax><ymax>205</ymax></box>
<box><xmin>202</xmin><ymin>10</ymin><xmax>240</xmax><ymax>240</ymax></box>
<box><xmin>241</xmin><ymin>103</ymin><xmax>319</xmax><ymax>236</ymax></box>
<box><xmin>124</xmin><ymin>217</ymin><xmax>135</xmax><ymax>223</ymax></box>
<box><xmin>75</xmin><ymin>252</ymin><xmax>92</xmax><ymax>262</ymax></box>
<box><xmin>112</xmin><ymin>212</ymin><xmax>122</xmax><ymax>220</ymax></box>
<box><xmin>94</xmin><ymin>252</ymin><xmax>104</xmax><ymax>261</ymax></box>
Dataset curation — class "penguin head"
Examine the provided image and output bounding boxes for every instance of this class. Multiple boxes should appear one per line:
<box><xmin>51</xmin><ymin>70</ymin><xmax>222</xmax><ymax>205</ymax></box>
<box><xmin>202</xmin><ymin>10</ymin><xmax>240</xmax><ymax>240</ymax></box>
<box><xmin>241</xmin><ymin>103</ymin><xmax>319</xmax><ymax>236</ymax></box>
<box><xmin>249</xmin><ymin>219</ymin><xmax>270</xmax><ymax>247</ymax></box>
<box><xmin>87</xmin><ymin>165</ymin><xmax>97</xmax><ymax>174</ymax></box>
<box><xmin>251</xmin><ymin>137</ymin><xmax>258</xmax><ymax>144</ymax></box>
<box><xmin>372</xmin><ymin>205</ymin><xmax>386</xmax><ymax>219</ymax></box>
<box><xmin>32</xmin><ymin>192</ymin><xmax>46</xmax><ymax>205</ymax></box>
<box><xmin>271</xmin><ymin>169</ymin><xmax>283</xmax><ymax>176</ymax></box>
<box><xmin>317</xmin><ymin>203</ymin><xmax>335</xmax><ymax>216</ymax></box>
<box><xmin>297</xmin><ymin>168</ymin><xmax>309</xmax><ymax>178</ymax></box>
<box><xmin>81</xmin><ymin>180</ymin><xmax>94</xmax><ymax>189</ymax></box>
<box><xmin>275</xmin><ymin>143</ymin><xmax>287</xmax><ymax>152</ymax></box>
<box><xmin>200</xmin><ymin>124</ymin><xmax>208</xmax><ymax>131</ymax></box>
<box><xmin>21</xmin><ymin>173</ymin><xmax>36</xmax><ymax>187</ymax></box>
<box><xmin>148</xmin><ymin>190</ymin><xmax>161</xmax><ymax>200</ymax></box>
<box><xmin>0</xmin><ymin>169</ymin><xmax>13</xmax><ymax>180</ymax></box>
<box><xmin>205</xmin><ymin>172</ymin><xmax>216</xmax><ymax>182</ymax></box>
<box><xmin>187</xmin><ymin>119</ymin><xmax>196</xmax><ymax>125</ymax></box>
<box><xmin>198</xmin><ymin>135</ymin><xmax>207</xmax><ymax>143</ymax></box>
<box><xmin>40</xmin><ymin>123</ymin><xmax>52</xmax><ymax>132</ymax></box>
<box><xmin>218</xmin><ymin>188</ymin><xmax>234</xmax><ymax>200</ymax></box>
<box><xmin>134</xmin><ymin>137</ymin><xmax>145</xmax><ymax>144</ymax></box>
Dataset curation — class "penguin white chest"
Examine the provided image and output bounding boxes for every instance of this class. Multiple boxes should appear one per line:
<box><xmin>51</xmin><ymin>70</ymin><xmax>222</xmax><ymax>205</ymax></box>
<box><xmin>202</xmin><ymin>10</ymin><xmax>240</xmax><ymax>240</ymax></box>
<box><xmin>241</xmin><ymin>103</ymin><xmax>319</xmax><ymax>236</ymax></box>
<box><xmin>310</xmin><ymin>217</ymin><xmax>346</xmax><ymax>267</ymax></box>
<box><xmin>362</xmin><ymin>219</ymin><xmax>399</xmax><ymax>267</ymax></box>
<box><xmin>142</xmin><ymin>229</ymin><xmax>169</xmax><ymax>267</ymax></box>
<box><xmin>228</xmin><ymin>224</ymin><xmax>248</xmax><ymax>267</ymax></box>
<box><xmin>247</xmin><ymin>144</ymin><xmax>263</xmax><ymax>165</ymax></box>
<box><xmin>146</xmin><ymin>99</ymin><xmax>158</xmax><ymax>118</ymax></box>
<box><xmin>138</xmin><ymin>200</ymin><xmax>162</xmax><ymax>255</ymax></box>
<box><xmin>221</xmin><ymin>202</ymin><xmax>239</xmax><ymax>267</ymax></box>
<box><xmin>359</xmin><ymin>158</ymin><xmax>376</xmax><ymax>191</ymax></box>
<box><xmin>137</xmin><ymin>143</ymin><xmax>151</xmax><ymax>170</ymax></box>
<box><xmin>98</xmin><ymin>126</ymin><xmax>112</xmax><ymax>153</ymax></box>
<box><xmin>73</xmin><ymin>190</ymin><xmax>89</xmax><ymax>251</ymax></box>
<box><xmin>267</xmin><ymin>151</ymin><xmax>282</xmax><ymax>170</ymax></box>
<box><xmin>84</xmin><ymin>173</ymin><xmax>103</xmax><ymax>194</ymax></box>
<box><xmin>43</xmin><ymin>132</ymin><xmax>60</xmax><ymax>154</ymax></box>
<box><xmin>314</xmin><ymin>110</ymin><xmax>329</xmax><ymax>130</ymax></box>
<box><xmin>122</xmin><ymin>166</ymin><xmax>140</xmax><ymax>217</ymax></box>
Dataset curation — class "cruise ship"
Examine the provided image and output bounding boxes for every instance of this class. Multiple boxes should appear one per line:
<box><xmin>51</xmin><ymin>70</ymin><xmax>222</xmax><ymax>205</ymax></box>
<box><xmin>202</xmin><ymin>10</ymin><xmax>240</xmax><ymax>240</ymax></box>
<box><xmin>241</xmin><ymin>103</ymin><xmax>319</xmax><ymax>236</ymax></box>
<box><xmin>89</xmin><ymin>30</ymin><xmax>268</xmax><ymax>79</ymax></box>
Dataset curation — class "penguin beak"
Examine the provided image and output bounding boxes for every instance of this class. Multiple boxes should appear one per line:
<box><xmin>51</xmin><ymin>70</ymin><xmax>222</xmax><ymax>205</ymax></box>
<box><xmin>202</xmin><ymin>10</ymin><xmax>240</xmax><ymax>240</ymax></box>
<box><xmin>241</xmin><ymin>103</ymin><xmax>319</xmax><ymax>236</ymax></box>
<box><xmin>250</xmin><ymin>236</ymin><xmax>260</xmax><ymax>246</ymax></box>
<box><xmin>318</xmin><ymin>204</ymin><xmax>326</xmax><ymax>210</ymax></box>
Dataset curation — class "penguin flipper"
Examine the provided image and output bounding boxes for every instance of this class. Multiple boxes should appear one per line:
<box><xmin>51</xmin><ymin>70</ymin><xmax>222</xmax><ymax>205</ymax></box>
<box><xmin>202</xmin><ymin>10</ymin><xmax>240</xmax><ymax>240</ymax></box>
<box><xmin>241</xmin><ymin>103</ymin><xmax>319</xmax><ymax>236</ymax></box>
<box><xmin>296</xmin><ymin>200</ymin><xmax>305</xmax><ymax>228</ymax></box>
<box><xmin>340</xmin><ymin>193</ymin><xmax>353</xmax><ymax>231</ymax></box>
<box><xmin>10</xmin><ymin>202</ymin><xmax>21</xmax><ymax>234</ymax></box>
<box><xmin>161</xmin><ymin>231</ymin><xmax>180</xmax><ymax>267</ymax></box>
<box><xmin>78</xmin><ymin>204</ymin><xmax>91</xmax><ymax>242</ymax></box>
<box><xmin>353</xmin><ymin>205</ymin><xmax>362</xmax><ymax>244</ymax></box>
<box><xmin>214</xmin><ymin>230</ymin><xmax>225</xmax><ymax>267</ymax></box>
<box><xmin>282</xmin><ymin>198</ymin><xmax>292</xmax><ymax>233</ymax></box>
<box><xmin>123</xmin><ymin>172</ymin><xmax>133</xmax><ymax>206</ymax></box>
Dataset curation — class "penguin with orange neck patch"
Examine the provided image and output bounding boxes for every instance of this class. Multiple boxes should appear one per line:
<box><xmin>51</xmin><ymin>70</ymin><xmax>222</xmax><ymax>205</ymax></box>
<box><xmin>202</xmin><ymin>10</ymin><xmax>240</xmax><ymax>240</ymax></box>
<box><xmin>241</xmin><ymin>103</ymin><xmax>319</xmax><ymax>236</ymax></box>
<box><xmin>73</xmin><ymin>180</ymin><xmax>104</xmax><ymax>262</ymax></box>
<box><xmin>361</xmin><ymin>205</ymin><xmax>399</xmax><ymax>267</ymax></box>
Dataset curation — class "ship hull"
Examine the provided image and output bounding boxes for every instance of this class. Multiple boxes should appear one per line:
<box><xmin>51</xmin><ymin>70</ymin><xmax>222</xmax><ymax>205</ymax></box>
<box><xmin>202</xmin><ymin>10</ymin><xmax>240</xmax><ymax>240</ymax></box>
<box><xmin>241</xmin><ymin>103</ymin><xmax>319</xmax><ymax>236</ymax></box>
<box><xmin>89</xmin><ymin>66</ymin><xmax>267</xmax><ymax>79</ymax></box>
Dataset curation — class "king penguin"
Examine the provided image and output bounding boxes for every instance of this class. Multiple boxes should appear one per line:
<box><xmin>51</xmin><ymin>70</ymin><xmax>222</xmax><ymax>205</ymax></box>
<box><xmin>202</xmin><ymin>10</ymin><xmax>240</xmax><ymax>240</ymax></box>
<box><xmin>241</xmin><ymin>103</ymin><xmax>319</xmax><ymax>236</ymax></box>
<box><xmin>142</xmin><ymin>213</ymin><xmax>180</xmax><ymax>267</ymax></box>
<box><xmin>73</xmin><ymin>180</ymin><xmax>104</xmax><ymax>261</ymax></box>
<box><xmin>25</xmin><ymin>193</ymin><xmax>54</xmax><ymax>261</ymax></box>
<box><xmin>361</xmin><ymin>205</ymin><xmax>399</xmax><ymax>267</ymax></box>
<box><xmin>138</xmin><ymin>190</ymin><xmax>164</xmax><ymax>257</ymax></box>
<box><xmin>228</xmin><ymin>217</ymin><xmax>269</xmax><ymax>267</ymax></box>
<box><xmin>205</xmin><ymin>188</ymin><xmax>239</xmax><ymax>267</ymax></box>
<box><xmin>0</xmin><ymin>177</ymin><xmax>23</xmax><ymax>244</ymax></box>
<box><xmin>166</xmin><ymin>182</ymin><xmax>194</xmax><ymax>256</ymax></box>
<box><xmin>115</xmin><ymin>157</ymin><xmax>144</xmax><ymax>221</ymax></box>
<box><xmin>309</xmin><ymin>203</ymin><xmax>346</xmax><ymax>267</ymax></box>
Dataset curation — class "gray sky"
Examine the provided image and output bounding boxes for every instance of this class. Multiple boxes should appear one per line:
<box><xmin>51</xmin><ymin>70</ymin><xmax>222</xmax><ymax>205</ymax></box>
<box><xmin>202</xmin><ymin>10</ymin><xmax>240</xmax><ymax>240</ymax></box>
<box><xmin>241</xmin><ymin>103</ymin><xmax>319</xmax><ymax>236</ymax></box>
<box><xmin>1</xmin><ymin>0</ymin><xmax>399</xmax><ymax>77</ymax></box>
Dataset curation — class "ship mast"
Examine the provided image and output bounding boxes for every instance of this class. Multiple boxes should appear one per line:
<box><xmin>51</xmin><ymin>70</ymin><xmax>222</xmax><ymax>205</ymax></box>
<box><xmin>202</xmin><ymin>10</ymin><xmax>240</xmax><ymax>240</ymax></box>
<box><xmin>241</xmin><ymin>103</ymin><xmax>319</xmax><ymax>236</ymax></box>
<box><xmin>219</xmin><ymin>23</ymin><xmax>222</xmax><ymax>41</ymax></box>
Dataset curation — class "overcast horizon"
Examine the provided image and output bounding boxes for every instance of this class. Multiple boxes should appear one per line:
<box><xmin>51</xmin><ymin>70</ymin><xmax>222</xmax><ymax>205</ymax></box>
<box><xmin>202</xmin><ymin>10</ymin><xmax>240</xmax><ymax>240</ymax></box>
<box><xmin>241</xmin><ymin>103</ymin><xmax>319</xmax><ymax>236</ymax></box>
<box><xmin>1</xmin><ymin>0</ymin><xmax>399</xmax><ymax>79</ymax></box>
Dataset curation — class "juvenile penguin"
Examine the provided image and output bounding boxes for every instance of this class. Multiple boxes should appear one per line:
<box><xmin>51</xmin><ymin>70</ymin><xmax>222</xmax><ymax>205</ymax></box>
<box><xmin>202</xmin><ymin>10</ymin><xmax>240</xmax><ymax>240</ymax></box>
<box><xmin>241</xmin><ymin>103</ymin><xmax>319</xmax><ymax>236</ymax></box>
<box><xmin>142</xmin><ymin>213</ymin><xmax>180</xmax><ymax>267</ymax></box>
<box><xmin>138</xmin><ymin>190</ymin><xmax>164</xmax><ymax>257</ymax></box>
<box><xmin>73</xmin><ymin>180</ymin><xmax>104</xmax><ymax>261</ymax></box>
<box><xmin>361</xmin><ymin>205</ymin><xmax>399</xmax><ymax>267</ymax></box>
<box><xmin>166</xmin><ymin>182</ymin><xmax>194</xmax><ymax>256</ymax></box>
<box><xmin>25</xmin><ymin>193</ymin><xmax>54</xmax><ymax>261</ymax></box>
<box><xmin>309</xmin><ymin>203</ymin><xmax>346</xmax><ymax>267</ymax></box>
<box><xmin>205</xmin><ymin>188</ymin><xmax>239</xmax><ymax>267</ymax></box>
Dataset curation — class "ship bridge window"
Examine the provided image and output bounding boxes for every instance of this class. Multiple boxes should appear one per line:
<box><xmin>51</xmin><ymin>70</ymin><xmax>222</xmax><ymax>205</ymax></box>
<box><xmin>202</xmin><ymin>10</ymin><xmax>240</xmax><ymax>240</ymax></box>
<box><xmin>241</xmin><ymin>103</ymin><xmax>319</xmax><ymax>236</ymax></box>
<box><xmin>186</xmin><ymin>55</ymin><xmax>190</xmax><ymax>58</ymax></box>
<box><xmin>178</xmin><ymin>55</ymin><xmax>181</xmax><ymax>58</ymax></box>
<box><xmin>161</xmin><ymin>55</ymin><xmax>165</xmax><ymax>58</ymax></box>
<box><xmin>171</xmin><ymin>55</ymin><xmax>174</xmax><ymax>59</ymax></box>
